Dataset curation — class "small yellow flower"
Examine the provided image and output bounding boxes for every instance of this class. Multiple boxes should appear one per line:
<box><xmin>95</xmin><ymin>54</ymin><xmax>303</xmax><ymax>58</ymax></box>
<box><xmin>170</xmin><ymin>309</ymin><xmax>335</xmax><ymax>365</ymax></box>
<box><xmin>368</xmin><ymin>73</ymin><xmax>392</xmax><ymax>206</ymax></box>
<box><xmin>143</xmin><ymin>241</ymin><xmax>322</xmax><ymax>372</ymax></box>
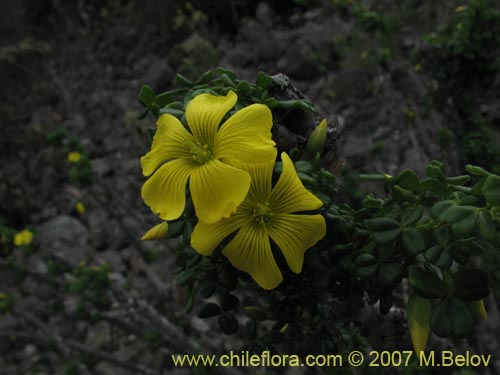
<box><xmin>191</xmin><ymin>152</ymin><xmax>326</xmax><ymax>290</ymax></box>
<box><xmin>414</xmin><ymin>64</ymin><xmax>422</xmax><ymax>72</ymax></box>
<box><xmin>68</xmin><ymin>151</ymin><xmax>82</xmax><ymax>163</ymax></box>
<box><xmin>455</xmin><ymin>5</ymin><xmax>467</xmax><ymax>13</ymax></box>
<box><xmin>141</xmin><ymin>90</ymin><xmax>276</xmax><ymax>224</ymax></box>
<box><xmin>142</xmin><ymin>222</ymin><xmax>169</xmax><ymax>241</ymax></box>
<box><xmin>14</xmin><ymin>229</ymin><xmax>34</xmax><ymax>247</ymax></box>
<box><xmin>75</xmin><ymin>201</ymin><xmax>86</xmax><ymax>215</ymax></box>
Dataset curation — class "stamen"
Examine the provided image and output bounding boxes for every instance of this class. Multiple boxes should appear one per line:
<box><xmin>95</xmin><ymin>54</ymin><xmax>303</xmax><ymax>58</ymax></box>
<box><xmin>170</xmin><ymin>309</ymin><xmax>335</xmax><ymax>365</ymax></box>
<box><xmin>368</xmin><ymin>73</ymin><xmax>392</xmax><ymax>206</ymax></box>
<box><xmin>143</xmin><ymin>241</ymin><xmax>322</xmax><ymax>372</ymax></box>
<box><xmin>252</xmin><ymin>202</ymin><xmax>273</xmax><ymax>224</ymax></box>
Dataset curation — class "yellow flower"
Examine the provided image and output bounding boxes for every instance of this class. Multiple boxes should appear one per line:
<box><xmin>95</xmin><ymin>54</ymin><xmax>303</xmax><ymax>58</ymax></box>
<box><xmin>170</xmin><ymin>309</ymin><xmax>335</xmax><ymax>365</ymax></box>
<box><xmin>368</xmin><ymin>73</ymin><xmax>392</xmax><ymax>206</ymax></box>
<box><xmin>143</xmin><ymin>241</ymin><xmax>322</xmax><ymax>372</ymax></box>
<box><xmin>68</xmin><ymin>151</ymin><xmax>82</xmax><ymax>163</ymax></box>
<box><xmin>191</xmin><ymin>152</ymin><xmax>326</xmax><ymax>290</ymax></box>
<box><xmin>75</xmin><ymin>201</ymin><xmax>86</xmax><ymax>215</ymax></box>
<box><xmin>455</xmin><ymin>5</ymin><xmax>467</xmax><ymax>13</ymax></box>
<box><xmin>141</xmin><ymin>90</ymin><xmax>276</xmax><ymax>224</ymax></box>
<box><xmin>14</xmin><ymin>229</ymin><xmax>34</xmax><ymax>247</ymax></box>
<box><xmin>142</xmin><ymin>222</ymin><xmax>169</xmax><ymax>241</ymax></box>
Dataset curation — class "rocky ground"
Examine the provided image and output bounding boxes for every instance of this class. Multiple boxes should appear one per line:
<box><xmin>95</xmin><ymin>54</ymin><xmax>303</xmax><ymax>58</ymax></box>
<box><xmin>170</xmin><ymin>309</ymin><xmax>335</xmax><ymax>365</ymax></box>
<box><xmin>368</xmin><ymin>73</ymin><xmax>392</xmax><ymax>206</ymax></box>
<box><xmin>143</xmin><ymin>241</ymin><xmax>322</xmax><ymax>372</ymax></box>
<box><xmin>1</xmin><ymin>0</ymin><xmax>499</xmax><ymax>374</ymax></box>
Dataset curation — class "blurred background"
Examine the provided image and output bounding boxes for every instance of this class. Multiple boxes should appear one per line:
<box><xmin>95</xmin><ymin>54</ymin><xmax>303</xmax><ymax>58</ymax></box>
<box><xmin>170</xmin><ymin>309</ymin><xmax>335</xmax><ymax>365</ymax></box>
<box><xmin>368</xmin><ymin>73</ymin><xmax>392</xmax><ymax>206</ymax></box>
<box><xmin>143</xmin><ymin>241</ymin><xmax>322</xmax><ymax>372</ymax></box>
<box><xmin>1</xmin><ymin>0</ymin><xmax>499</xmax><ymax>374</ymax></box>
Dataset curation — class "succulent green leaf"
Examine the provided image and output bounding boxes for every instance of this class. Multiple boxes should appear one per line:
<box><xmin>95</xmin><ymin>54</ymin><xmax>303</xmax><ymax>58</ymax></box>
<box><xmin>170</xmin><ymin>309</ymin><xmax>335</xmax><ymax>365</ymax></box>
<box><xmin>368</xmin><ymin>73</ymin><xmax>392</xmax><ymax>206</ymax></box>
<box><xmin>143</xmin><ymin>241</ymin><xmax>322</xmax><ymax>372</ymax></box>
<box><xmin>409</xmin><ymin>266</ymin><xmax>450</xmax><ymax>298</ymax></box>
<box><xmin>430</xmin><ymin>296</ymin><xmax>474</xmax><ymax>338</ymax></box>
<box><xmin>219</xmin><ymin>312</ymin><xmax>239</xmax><ymax>335</ymax></box>
<box><xmin>479</xmin><ymin>211</ymin><xmax>496</xmax><ymax>243</ymax></box>
<box><xmin>370</xmin><ymin>217</ymin><xmax>401</xmax><ymax>244</ymax></box>
<box><xmin>465</xmin><ymin>164</ymin><xmax>490</xmax><ymax>176</ymax></box>
<box><xmin>446</xmin><ymin>175</ymin><xmax>471</xmax><ymax>185</ymax></box>
<box><xmin>402</xmin><ymin>228</ymin><xmax>426</xmax><ymax>255</ymax></box>
<box><xmin>378</xmin><ymin>263</ymin><xmax>403</xmax><ymax>285</ymax></box>
<box><xmin>401</xmin><ymin>206</ymin><xmax>424</xmax><ymax>227</ymax></box>
<box><xmin>395</xmin><ymin>169</ymin><xmax>420</xmax><ymax>190</ymax></box>
<box><xmin>483</xmin><ymin>174</ymin><xmax>500</xmax><ymax>206</ymax></box>
<box><xmin>355</xmin><ymin>254</ymin><xmax>379</xmax><ymax>277</ymax></box>
<box><xmin>431</xmin><ymin>200</ymin><xmax>456</xmax><ymax>221</ymax></box>
<box><xmin>453</xmin><ymin>267</ymin><xmax>490</xmax><ymax>301</ymax></box>
<box><xmin>199</xmin><ymin>303</ymin><xmax>221</xmax><ymax>318</ymax></box>
<box><xmin>424</xmin><ymin>246</ymin><xmax>452</xmax><ymax>269</ymax></box>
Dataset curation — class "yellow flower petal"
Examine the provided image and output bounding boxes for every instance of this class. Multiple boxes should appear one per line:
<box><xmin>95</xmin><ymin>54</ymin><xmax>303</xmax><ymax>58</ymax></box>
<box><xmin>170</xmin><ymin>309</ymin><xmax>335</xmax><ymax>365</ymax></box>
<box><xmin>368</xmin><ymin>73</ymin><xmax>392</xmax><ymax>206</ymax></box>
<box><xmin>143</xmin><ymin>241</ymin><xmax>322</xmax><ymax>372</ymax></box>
<box><xmin>223</xmin><ymin>223</ymin><xmax>283</xmax><ymax>290</ymax></box>
<box><xmin>190</xmin><ymin>159</ymin><xmax>251</xmax><ymax>223</ymax></box>
<box><xmin>185</xmin><ymin>90</ymin><xmax>237</xmax><ymax>146</ymax></box>
<box><xmin>141</xmin><ymin>114</ymin><xmax>195</xmax><ymax>176</ymax></box>
<box><xmin>142</xmin><ymin>222</ymin><xmax>169</xmax><ymax>241</ymax></box>
<box><xmin>270</xmin><ymin>153</ymin><xmax>323</xmax><ymax>213</ymax></box>
<box><xmin>214</xmin><ymin>104</ymin><xmax>276</xmax><ymax>163</ymax></box>
<box><xmin>231</xmin><ymin>155</ymin><xmax>276</xmax><ymax>204</ymax></box>
<box><xmin>267</xmin><ymin>213</ymin><xmax>326</xmax><ymax>273</ymax></box>
<box><xmin>141</xmin><ymin>158</ymin><xmax>197</xmax><ymax>221</ymax></box>
<box><xmin>191</xmin><ymin>211</ymin><xmax>250</xmax><ymax>255</ymax></box>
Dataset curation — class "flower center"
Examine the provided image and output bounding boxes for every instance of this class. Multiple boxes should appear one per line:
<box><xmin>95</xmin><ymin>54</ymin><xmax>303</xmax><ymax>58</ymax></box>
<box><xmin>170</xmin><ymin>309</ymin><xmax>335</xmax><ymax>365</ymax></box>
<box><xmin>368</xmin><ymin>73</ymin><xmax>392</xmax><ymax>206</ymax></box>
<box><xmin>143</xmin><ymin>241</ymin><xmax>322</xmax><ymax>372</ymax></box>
<box><xmin>189</xmin><ymin>141</ymin><xmax>213</xmax><ymax>164</ymax></box>
<box><xmin>252</xmin><ymin>202</ymin><xmax>273</xmax><ymax>224</ymax></box>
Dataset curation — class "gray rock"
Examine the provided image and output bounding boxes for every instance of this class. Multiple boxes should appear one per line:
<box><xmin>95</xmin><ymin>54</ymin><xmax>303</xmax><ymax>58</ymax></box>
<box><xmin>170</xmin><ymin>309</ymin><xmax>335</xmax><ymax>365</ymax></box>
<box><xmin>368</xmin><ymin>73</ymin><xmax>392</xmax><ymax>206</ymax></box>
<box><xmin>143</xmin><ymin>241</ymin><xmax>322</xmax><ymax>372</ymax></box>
<box><xmin>88</xmin><ymin>209</ymin><xmax>110</xmax><ymax>250</ymax></box>
<box><xmin>37</xmin><ymin>215</ymin><xmax>91</xmax><ymax>265</ymax></box>
<box><xmin>85</xmin><ymin>321</ymin><xmax>111</xmax><ymax>349</ymax></box>
<box><xmin>91</xmin><ymin>158</ymin><xmax>113</xmax><ymax>178</ymax></box>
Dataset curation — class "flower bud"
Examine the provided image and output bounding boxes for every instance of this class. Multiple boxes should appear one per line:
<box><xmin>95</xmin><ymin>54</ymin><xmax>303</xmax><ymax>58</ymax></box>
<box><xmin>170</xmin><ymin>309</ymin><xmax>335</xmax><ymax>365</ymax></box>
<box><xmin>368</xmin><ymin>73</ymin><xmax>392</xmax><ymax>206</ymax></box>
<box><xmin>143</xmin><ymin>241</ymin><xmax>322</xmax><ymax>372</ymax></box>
<box><xmin>306</xmin><ymin>118</ymin><xmax>328</xmax><ymax>155</ymax></box>
<box><xmin>142</xmin><ymin>222</ymin><xmax>169</xmax><ymax>241</ymax></box>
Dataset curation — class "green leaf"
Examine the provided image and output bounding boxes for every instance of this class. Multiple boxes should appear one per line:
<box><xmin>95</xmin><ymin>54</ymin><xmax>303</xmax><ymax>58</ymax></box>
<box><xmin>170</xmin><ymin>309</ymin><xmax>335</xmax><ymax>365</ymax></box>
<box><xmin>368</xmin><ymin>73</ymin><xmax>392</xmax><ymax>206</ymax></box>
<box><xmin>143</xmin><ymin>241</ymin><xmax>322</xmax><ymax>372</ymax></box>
<box><xmin>216</xmin><ymin>67</ymin><xmax>237</xmax><ymax>80</ymax></box>
<box><xmin>430</xmin><ymin>296</ymin><xmax>474</xmax><ymax>338</ymax></box>
<box><xmin>424</xmin><ymin>246</ymin><xmax>452</xmax><ymax>269</ymax></box>
<box><xmin>199</xmin><ymin>281</ymin><xmax>216</xmax><ymax>298</ymax></box>
<box><xmin>401</xmin><ymin>206</ymin><xmax>423</xmax><ymax>226</ymax></box>
<box><xmin>175</xmin><ymin>73</ymin><xmax>195</xmax><ymax>87</ymax></box>
<box><xmin>196</xmin><ymin>69</ymin><xmax>213</xmax><ymax>84</ymax></box>
<box><xmin>395</xmin><ymin>169</ymin><xmax>420</xmax><ymax>190</ymax></box>
<box><xmin>407</xmin><ymin>293</ymin><xmax>432</xmax><ymax>354</ymax></box>
<box><xmin>244</xmin><ymin>306</ymin><xmax>268</xmax><ymax>321</ymax></box>
<box><xmin>392</xmin><ymin>186</ymin><xmax>416</xmax><ymax>203</ymax></box>
<box><xmin>447</xmin><ymin>175</ymin><xmax>471</xmax><ymax>185</ymax></box>
<box><xmin>409</xmin><ymin>266</ymin><xmax>450</xmax><ymax>298</ymax></box>
<box><xmin>453</xmin><ymin>267</ymin><xmax>490</xmax><ymax>301</ymax></box>
<box><xmin>198</xmin><ymin>303</ymin><xmax>221</xmax><ymax>318</ymax></box>
<box><xmin>355</xmin><ymin>254</ymin><xmax>378</xmax><ymax>277</ymax></box>
<box><xmin>219</xmin><ymin>312</ymin><xmax>239</xmax><ymax>335</ymax></box>
<box><xmin>378</xmin><ymin>263</ymin><xmax>403</xmax><ymax>285</ymax></box>
<box><xmin>294</xmin><ymin>161</ymin><xmax>314</xmax><ymax>174</ymax></box>
<box><xmin>256</xmin><ymin>71</ymin><xmax>273</xmax><ymax>89</ymax></box>
<box><xmin>483</xmin><ymin>174</ymin><xmax>500</xmax><ymax>206</ymax></box>
<box><xmin>465</xmin><ymin>164</ymin><xmax>489</xmax><ymax>176</ymax></box>
<box><xmin>402</xmin><ymin>228</ymin><xmax>426</xmax><ymax>255</ymax></box>
<box><xmin>479</xmin><ymin>211</ymin><xmax>496</xmax><ymax>243</ymax></box>
<box><xmin>370</xmin><ymin>218</ymin><xmax>401</xmax><ymax>244</ymax></box>
<box><xmin>278</xmin><ymin>100</ymin><xmax>298</xmax><ymax>109</ymax></box>
<box><xmin>426</xmin><ymin>165</ymin><xmax>445</xmax><ymax>182</ymax></box>
<box><xmin>449</xmin><ymin>242</ymin><xmax>472</xmax><ymax>264</ymax></box>
<box><xmin>264</xmin><ymin>97</ymin><xmax>279</xmax><ymax>108</ymax></box>
<box><xmin>221</xmin><ymin>294</ymin><xmax>239</xmax><ymax>311</ymax></box>
<box><xmin>421</xmin><ymin>178</ymin><xmax>445</xmax><ymax>195</ymax></box>
<box><xmin>297</xmin><ymin>172</ymin><xmax>315</xmax><ymax>185</ymax></box>
<box><xmin>449</xmin><ymin>209</ymin><xmax>478</xmax><ymax>237</ymax></box>
<box><xmin>431</xmin><ymin>200</ymin><xmax>456</xmax><ymax>221</ymax></box>
<box><xmin>138</xmin><ymin>85</ymin><xmax>155</xmax><ymax>106</ymax></box>
<box><xmin>441</xmin><ymin>206</ymin><xmax>475</xmax><ymax>224</ymax></box>
<box><xmin>159</xmin><ymin>108</ymin><xmax>184</xmax><ymax>117</ymax></box>
<box><xmin>434</xmin><ymin>226</ymin><xmax>451</xmax><ymax>245</ymax></box>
